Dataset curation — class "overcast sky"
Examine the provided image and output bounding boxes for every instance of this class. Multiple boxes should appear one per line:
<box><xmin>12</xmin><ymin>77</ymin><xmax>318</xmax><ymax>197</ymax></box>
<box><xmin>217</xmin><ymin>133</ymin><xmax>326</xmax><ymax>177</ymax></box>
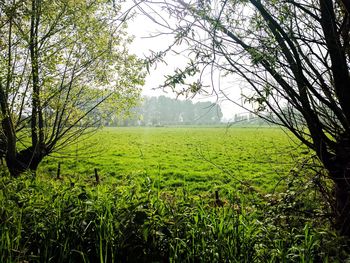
<box><xmin>126</xmin><ymin>6</ymin><xmax>247</xmax><ymax>120</ymax></box>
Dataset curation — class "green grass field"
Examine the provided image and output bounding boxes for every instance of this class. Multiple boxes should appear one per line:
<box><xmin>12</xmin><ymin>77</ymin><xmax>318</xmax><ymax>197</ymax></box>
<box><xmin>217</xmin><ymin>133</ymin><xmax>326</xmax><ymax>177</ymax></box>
<box><xmin>40</xmin><ymin>126</ymin><xmax>306</xmax><ymax>194</ymax></box>
<box><xmin>2</xmin><ymin>126</ymin><xmax>346</xmax><ymax>262</ymax></box>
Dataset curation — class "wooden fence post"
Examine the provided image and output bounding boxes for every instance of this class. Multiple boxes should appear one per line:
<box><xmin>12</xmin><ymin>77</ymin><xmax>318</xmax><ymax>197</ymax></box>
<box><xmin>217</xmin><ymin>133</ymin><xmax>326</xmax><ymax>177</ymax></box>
<box><xmin>215</xmin><ymin>190</ymin><xmax>224</xmax><ymax>207</ymax></box>
<box><xmin>94</xmin><ymin>168</ymin><xmax>100</xmax><ymax>184</ymax></box>
<box><xmin>215</xmin><ymin>190</ymin><xmax>219</xmax><ymax>201</ymax></box>
<box><xmin>57</xmin><ymin>162</ymin><xmax>61</xmax><ymax>179</ymax></box>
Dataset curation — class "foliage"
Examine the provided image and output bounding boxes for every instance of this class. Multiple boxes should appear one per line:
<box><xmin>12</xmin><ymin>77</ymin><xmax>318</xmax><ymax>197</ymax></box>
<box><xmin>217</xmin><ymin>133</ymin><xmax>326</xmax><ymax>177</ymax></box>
<box><xmin>0</xmin><ymin>168</ymin><xmax>348</xmax><ymax>262</ymax></box>
<box><xmin>0</xmin><ymin>0</ymin><xmax>145</xmax><ymax>176</ymax></box>
<box><xmin>112</xmin><ymin>95</ymin><xmax>223</xmax><ymax>126</ymax></box>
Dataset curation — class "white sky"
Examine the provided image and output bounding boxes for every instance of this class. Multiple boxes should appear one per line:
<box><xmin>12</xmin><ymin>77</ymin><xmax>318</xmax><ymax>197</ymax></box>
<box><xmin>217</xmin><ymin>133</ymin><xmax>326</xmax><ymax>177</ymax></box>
<box><xmin>126</xmin><ymin>6</ymin><xmax>247</xmax><ymax>120</ymax></box>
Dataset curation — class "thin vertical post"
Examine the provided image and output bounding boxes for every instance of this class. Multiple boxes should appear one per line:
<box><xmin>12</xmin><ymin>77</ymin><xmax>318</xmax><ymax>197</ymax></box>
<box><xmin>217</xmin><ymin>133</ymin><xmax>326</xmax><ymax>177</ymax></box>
<box><xmin>56</xmin><ymin>162</ymin><xmax>61</xmax><ymax>179</ymax></box>
<box><xmin>94</xmin><ymin>168</ymin><xmax>99</xmax><ymax>184</ymax></box>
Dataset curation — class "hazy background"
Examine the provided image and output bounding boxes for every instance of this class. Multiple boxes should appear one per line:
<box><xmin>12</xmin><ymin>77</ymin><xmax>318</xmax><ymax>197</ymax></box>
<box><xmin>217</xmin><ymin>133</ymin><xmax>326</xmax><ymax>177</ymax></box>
<box><xmin>126</xmin><ymin>7</ymin><xmax>248</xmax><ymax>122</ymax></box>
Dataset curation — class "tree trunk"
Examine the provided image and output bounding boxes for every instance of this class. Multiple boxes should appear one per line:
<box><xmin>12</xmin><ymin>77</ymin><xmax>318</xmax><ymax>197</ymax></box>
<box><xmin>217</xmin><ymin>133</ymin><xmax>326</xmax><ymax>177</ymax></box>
<box><xmin>334</xmin><ymin>179</ymin><xmax>350</xmax><ymax>236</ymax></box>
<box><xmin>331</xmin><ymin>136</ymin><xmax>350</xmax><ymax>236</ymax></box>
<box><xmin>5</xmin><ymin>146</ymin><xmax>46</xmax><ymax>177</ymax></box>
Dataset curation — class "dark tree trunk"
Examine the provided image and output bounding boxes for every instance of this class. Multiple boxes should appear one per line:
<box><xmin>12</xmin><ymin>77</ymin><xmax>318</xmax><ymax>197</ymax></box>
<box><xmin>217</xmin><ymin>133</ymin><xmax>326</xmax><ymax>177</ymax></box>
<box><xmin>5</xmin><ymin>146</ymin><xmax>46</xmax><ymax>177</ymax></box>
<box><xmin>334</xmin><ymin>179</ymin><xmax>350</xmax><ymax>236</ymax></box>
<box><xmin>330</xmin><ymin>135</ymin><xmax>350</xmax><ymax>236</ymax></box>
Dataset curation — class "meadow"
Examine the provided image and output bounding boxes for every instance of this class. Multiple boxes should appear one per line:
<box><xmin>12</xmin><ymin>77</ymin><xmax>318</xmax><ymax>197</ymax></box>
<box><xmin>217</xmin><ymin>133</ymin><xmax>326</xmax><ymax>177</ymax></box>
<box><xmin>1</xmin><ymin>126</ymin><xmax>347</xmax><ymax>262</ymax></box>
<box><xmin>40</xmin><ymin>126</ymin><xmax>305</xmax><ymax>194</ymax></box>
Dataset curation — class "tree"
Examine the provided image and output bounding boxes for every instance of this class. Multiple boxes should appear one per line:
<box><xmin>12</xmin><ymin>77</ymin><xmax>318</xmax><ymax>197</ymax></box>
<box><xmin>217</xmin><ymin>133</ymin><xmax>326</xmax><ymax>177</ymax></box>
<box><xmin>194</xmin><ymin>101</ymin><xmax>222</xmax><ymax>124</ymax></box>
<box><xmin>131</xmin><ymin>96</ymin><xmax>222</xmax><ymax>126</ymax></box>
<box><xmin>0</xmin><ymin>0</ymin><xmax>145</xmax><ymax>176</ymax></box>
<box><xmin>138</xmin><ymin>0</ymin><xmax>350</xmax><ymax>236</ymax></box>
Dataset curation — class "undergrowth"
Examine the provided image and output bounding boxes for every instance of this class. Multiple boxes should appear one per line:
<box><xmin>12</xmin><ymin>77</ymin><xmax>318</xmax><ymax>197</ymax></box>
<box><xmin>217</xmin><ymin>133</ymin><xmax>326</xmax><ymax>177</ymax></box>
<box><xmin>0</xmin><ymin>170</ymin><xmax>348</xmax><ymax>262</ymax></box>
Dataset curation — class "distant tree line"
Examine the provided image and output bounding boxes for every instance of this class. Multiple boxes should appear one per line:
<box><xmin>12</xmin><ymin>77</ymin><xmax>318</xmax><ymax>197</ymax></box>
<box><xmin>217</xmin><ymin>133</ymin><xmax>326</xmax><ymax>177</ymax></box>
<box><xmin>109</xmin><ymin>96</ymin><xmax>223</xmax><ymax>126</ymax></box>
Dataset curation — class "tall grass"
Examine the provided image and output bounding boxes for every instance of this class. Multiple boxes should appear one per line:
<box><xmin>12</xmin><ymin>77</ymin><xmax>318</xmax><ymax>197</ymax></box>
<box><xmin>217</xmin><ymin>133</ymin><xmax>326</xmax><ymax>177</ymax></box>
<box><xmin>0</xmin><ymin>172</ymin><xmax>347</xmax><ymax>262</ymax></box>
